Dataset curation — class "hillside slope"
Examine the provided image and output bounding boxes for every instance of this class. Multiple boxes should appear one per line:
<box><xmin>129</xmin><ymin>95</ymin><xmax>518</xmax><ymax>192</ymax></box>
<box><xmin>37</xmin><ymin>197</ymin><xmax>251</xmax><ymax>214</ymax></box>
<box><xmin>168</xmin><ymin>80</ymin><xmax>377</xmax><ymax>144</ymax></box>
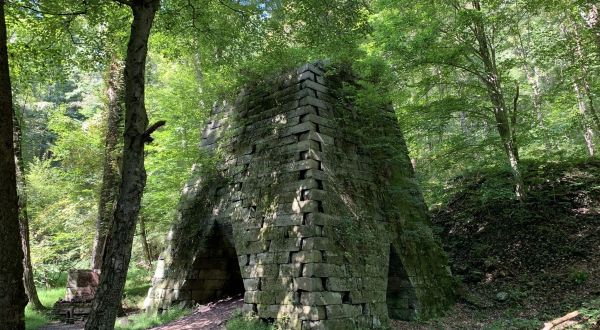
<box><xmin>396</xmin><ymin>159</ymin><xmax>600</xmax><ymax>329</ymax></box>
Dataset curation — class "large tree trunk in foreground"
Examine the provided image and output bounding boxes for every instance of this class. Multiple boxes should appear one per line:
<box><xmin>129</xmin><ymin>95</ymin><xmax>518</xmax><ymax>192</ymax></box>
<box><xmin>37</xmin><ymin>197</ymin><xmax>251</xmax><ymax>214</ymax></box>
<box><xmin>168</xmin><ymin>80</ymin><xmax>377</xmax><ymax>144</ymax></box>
<box><xmin>0</xmin><ymin>2</ymin><xmax>28</xmax><ymax>328</ymax></box>
<box><xmin>14</xmin><ymin>114</ymin><xmax>45</xmax><ymax>311</ymax></box>
<box><xmin>91</xmin><ymin>59</ymin><xmax>123</xmax><ymax>271</ymax></box>
<box><xmin>85</xmin><ymin>1</ymin><xmax>160</xmax><ymax>329</ymax></box>
<box><xmin>471</xmin><ymin>0</ymin><xmax>525</xmax><ymax>200</ymax></box>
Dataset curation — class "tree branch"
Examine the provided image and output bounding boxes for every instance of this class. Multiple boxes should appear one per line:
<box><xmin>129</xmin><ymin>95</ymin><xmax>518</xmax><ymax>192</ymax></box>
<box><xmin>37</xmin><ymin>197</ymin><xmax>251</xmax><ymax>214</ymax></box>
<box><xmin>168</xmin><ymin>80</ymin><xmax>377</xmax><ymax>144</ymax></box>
<box><xmin>217</xmin><ymin>0</ymin><xmax>248</xmax><ymax>16</ymax></box>
<box><xmin>113</xmin><ymin>0</ymin><xmax>132</xmax><ymax>6</ymax></box>
<box><xmin>143</xmin><ymin>120</ymin><xmax>166</xmax><ymax>143</ymax></box>
<box><xmin>14</xmin><ymin>3</ymin><xmax>87</xmax><ymax>16</ymax></box>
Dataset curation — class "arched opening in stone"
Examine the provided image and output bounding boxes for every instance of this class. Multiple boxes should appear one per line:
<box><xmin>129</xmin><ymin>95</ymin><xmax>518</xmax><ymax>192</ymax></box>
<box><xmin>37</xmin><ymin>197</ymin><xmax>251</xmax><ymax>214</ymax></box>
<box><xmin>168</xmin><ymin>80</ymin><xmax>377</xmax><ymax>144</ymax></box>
<box><xmin>387</xmin><ymin>245</ymin><xmax>418</xmax><ymax>321</ymax></box>
<box><xmin>183</xmin><ymin>223</ymin><xmax>244</xmax><ymax>303</ymax></box>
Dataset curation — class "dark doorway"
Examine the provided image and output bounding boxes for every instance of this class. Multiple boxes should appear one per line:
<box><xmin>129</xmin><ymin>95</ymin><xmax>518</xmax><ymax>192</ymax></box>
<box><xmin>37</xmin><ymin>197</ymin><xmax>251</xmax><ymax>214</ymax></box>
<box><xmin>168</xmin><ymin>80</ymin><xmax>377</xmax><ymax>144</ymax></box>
<box><xmin>183</xmin><ymin>223</ymin><xmax>244</xmax><ymax>303</ymax></box>
<box><xmin>387</xmin><ymin>245</ymin><xmax>418</xmax><ymax>320</ymax></box>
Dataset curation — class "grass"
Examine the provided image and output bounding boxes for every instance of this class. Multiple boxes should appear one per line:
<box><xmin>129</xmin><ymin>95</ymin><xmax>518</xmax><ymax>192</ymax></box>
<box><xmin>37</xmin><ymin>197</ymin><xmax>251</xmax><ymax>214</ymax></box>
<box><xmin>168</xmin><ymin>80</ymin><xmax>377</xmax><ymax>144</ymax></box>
<box><xmin>24</xmin><ymin>267</ymin><xmax>169</xmax><ymax>330</ymax></box>
<box><xmin>226</xmin><ymin>312</ymin><xmax>274</xmax><ymax>330</ymax></box>
<box><xmin>25</xmin><ymin>287</ymin><xmax>65</xmax><ymax>330</ymax></box>
<box><xmin>114</xmin><ymin>306</ymin><xmax>191</xmax><ymax>330</ymax></box>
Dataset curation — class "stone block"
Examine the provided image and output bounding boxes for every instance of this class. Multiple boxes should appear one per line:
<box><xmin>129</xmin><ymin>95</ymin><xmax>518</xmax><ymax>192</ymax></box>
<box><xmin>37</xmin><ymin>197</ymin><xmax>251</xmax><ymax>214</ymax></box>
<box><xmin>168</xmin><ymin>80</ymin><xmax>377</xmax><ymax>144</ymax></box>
<box><xmin>299</xmin><ymin>96</ymin><xmax>328</xmax><ymax>109</ymax></box>
<box><xmin>301</xmin><ymin>237</ymin><xmax>331</xmax><ymax>250</ymax></box>
<box><xmin>300</xmin><ymin>292</ymin><xmax>342</xmax><ymax>306</ymax></box>
<box><xmin>270</xmin><ymin>238</ymin><xmax>302</xmax><ymax>252</ymax></box>
<box><xmin>279</xmin><ymin>263</ymin><xmax>302</xmax><ymax>277</ymax></box>
<box><xmin>257</xmin><ymin>304</ymin><xmax>296</xmax><ymax>319</ymax></box>
<box><xmin>307</xmin><ymin>131</ymin><xmax>334</xmax><ymax>145</ymax></box>
<box><xmin>302</xmin><ymin>79</ymin><xmax>329</xmax><ymax>94</ymax></box>
<box><xmin>294</xmin><ymin>277</ymin><xmax>324</xmax><ymax>292</ymax></box>
<box><xmin>296</xmin><ymin>305</ymin><xmax>326</xmax><ymax>321</ymax></box>
<box><xmin>280</xmin><ymin>122</ymin><xmax>316</xmax><ymax>138</ymax></box>
<box><xmin>326</xmin><ymin>277</ymin><xmax>359</xmax><ymax>291</ymax></box>
<box><xmin>325</xmin><ymin>304</ymin><xmax>363</xmax><ymax>319</ymax></box>
<box><xmin>243</xmin><ymin>278</ymin><xmax>260</xmax><ymax>291</ymax></box>
<box><xmin>238</xmin><ymin>240</ymin><xmax>269</xmax><ymax>254</ymax></box>
<box><xmin>302</xmin><ymin>263</ymin><xmax>347</xmax><ymax>277</ymax></box>
<box><xmin>291</xmin><ymin>250</ymin><xmax>322</xmax><ymax>263</ymax></box>
<box><xmin>261</xmin><ymin>276</ymin><xmax>293</xmax><ymax>291</ymax></box>
<box><xmin>282</xmin><ymin>160</ymin><xmax>321</xmax><ymax>173</ymax></box>
<box><xmin>288</xmin><ymin>226</ymin><xmax>323</xmax><ymax>239</ymax></box>
<box><xmin>241</xmin><ymin>264</ymin><xmax>279</xmax><ymax>278</ymax></box>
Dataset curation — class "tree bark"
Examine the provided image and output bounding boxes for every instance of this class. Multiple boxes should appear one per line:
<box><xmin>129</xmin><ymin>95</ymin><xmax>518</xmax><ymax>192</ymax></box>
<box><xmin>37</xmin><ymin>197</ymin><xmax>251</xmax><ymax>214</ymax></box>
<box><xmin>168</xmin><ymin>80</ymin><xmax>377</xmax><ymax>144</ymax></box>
<box><xmin>91</xmin><ymin>58</ymin><xmax>123</xmax><ymax>271</ymax></box>
<box><xmin>13</xmin><ymin>113</ymin><xmax>45</xmax><ymax>311</ymax></box>
<box><xmin>85</xmin><ymin>1</ymin><xmax>160</xmax><ymax>329</ymax></box>
<box><xmin>471</xmin><ymin>0</ymin><xmax>525</xmax><ymax>200</ymax></box>
<box><xmin>0</xmin><ymin>1</ymin><xmax>28</xmax><ymax>328</ymax></box>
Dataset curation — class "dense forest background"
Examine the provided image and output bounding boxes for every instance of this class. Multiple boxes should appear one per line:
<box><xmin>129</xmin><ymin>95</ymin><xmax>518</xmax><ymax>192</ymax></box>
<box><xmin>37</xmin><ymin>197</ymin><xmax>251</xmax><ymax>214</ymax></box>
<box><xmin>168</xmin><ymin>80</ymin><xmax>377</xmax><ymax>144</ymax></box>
<box><xmin>4</xmin><ymin>0</ymin><xmax>600</xmax><ymax>329</ymax></box>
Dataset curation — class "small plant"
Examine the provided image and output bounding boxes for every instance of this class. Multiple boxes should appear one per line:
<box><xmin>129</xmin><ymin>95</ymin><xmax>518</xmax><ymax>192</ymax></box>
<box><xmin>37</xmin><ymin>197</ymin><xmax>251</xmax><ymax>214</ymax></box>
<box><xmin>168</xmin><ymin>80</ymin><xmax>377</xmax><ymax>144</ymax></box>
<box><xmin>568</xmin><ymin>267</ymin><xmax>590</xmax><ymax>285</ymax></box>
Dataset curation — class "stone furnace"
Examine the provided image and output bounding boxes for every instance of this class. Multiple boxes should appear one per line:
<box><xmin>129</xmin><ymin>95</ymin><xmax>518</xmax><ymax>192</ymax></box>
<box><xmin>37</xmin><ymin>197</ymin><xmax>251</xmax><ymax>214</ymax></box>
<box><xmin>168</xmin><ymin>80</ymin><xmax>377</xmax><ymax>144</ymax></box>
<box><xmin>144</xmin><ymin>63</ymin><xmax>455</xmax><ymax>329</ymax></box>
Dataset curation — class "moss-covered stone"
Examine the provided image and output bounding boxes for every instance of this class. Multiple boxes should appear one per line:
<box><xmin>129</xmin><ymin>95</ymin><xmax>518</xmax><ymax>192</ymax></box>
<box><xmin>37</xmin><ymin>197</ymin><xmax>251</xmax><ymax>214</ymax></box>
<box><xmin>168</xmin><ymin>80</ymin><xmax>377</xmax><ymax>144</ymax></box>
<box><xmin>144</xmin><ymin>62</ymin><xmax>456</xmax><ymax>328</ymax></box>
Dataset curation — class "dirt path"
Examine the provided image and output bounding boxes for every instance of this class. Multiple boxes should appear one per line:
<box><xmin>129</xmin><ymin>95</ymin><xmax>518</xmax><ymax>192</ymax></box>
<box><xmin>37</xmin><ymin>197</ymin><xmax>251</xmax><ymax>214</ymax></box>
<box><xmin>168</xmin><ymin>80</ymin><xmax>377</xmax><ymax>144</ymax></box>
<box><xmin>40</xmin><ymin>296</ymin><xmax>242</xmax><ymax>330</ymax></box>
<box><xmin>149</xmin><ymin>296</ymin><xmax>243</xmax><ymax>330</ymax></box>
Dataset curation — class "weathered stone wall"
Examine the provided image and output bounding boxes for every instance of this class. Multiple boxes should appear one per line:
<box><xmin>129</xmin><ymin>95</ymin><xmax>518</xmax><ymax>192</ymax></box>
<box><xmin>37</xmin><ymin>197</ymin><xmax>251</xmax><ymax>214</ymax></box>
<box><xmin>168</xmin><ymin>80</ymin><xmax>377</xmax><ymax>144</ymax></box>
<box><xmin>144</xmin><ymin>63</ymin><xmax>456</xmax><ymax>329</ymax></box>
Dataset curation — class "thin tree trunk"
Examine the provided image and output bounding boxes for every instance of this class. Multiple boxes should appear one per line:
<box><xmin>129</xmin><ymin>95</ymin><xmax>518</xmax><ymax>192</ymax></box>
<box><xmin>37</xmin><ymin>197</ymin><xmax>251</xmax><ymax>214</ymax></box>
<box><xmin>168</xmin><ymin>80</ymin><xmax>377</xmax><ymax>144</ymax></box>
<box><xmin>138</xmin><ymin>217</ymin><xmax>153</xmax><ymax>269</ymax></box>
<box><xmin>0</xmin><ymin>1</ymin><xmax>28</xmax><ymax>328</ymax></box>
<box><xmin>13</xmin><ymin>113</ymin><xmax>45</xmax><ymax>311</ymax></box>
<box><xmin>85</xmin><ymin>1</ymin><xmax>160</xmax><ymax>329</ymax></box>
<box><xmin>581</xmin><ymin>4</ymin><xmax>600</xmax><ymax>58</ymax></box>
<box><xmin>564</xmin><ymin>19</ymin><xmax>600</xmax><ymax>155</ymax></box>
<box><xmin>515</xmin><ymin>25</ymin><xmax>551</xmax><ymax>151</ymax></box>
<box><xmin>91</xmin><ymin>58</ymin><xmax>123</xmax><ymax>271</ymax></box>
<box><xmin>471</xmin><ymin>0</ymin><xmax>525</xmax><ymax>200</ymax></box>
<box><xmin>574</xmin><ymin>82</ymin><xmax>596</xmax><ymax>156</ymax></box>
<box><xmin>572</xmin><ymin>20</ymin><xmax>600</xmax><ymax>133</ymax></box>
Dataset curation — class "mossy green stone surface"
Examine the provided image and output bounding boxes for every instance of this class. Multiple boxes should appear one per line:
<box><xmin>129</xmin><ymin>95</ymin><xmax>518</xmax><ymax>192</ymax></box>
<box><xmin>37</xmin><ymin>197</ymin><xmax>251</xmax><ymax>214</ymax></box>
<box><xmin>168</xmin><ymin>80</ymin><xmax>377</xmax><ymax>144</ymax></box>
<box><xmin>144</xmin><ymin>63</ymin><xmax>456</xmax><ymax>329</ymax></box>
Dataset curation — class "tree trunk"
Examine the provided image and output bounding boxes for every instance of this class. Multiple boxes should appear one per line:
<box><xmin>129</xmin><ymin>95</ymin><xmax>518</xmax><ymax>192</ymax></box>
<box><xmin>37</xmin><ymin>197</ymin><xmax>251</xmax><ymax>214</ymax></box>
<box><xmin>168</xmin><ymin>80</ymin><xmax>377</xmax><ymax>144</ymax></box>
<box><xmin>138</xmin><ymin>217</ymin><xmax>153</xmax><ymax>269</ymax></box>
<box><xmin>91</xmin><ymin>58</ymin><xmax>123</xmax><ymax>271</ymax></box>
<box><xmin>574</xmin><ymin>82</ymin><xmax>596</xmax><ymax>156</ymax></box>
<box><xmin>571</xmin><ymin>20</ymin><xmax>600</xmax><ymax>133</ymax></box>
<box><xmin>85</xmin><ymin>1</ymin><xmax>160</xmax><ymax>329</ymax></box>
<box><xmin>0</xmin><ymin>1</ymin><xmax>28</xmax><ymax>328</ymax></box>
<box><xmin>471</xmin><ymin>0</ymin><xmax>525</xmax><ymax>200</ymax></box>
<box><xmin>13</xmin><ymin>113</ymin><xmax>45</xmax><ymax>311</ymax></box>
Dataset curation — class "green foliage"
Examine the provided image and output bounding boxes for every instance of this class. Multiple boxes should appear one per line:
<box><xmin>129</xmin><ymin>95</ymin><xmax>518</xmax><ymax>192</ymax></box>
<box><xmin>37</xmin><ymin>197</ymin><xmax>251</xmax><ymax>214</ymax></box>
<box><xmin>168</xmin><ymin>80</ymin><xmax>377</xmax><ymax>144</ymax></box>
<box><xmin>486</xmin><ymin>317</ymin><xmax>541</xmax><ymax>330</ymax></box>
<box><xmin>24</xmin><ymin>287</ymin><xmax>67</xmax><ymax>330</ymax></box>
<box><xmin>226</xmin><ymin>312</ymin><xmax>274</xmax><ymax>330</ymax></box>
<box><xmin>568</xmin><ymin>267</ymin><xmax>590</xmax><ymax>285</ymax></box>
<box><xmin>25</xmin><ymin>82</ymin><xmax>103</xmax><ymax>284</ymax></box>
<box><xmin>114</xmin><ymin>306</ymin><xmax>191</xmax><ymax>330</ymax></box>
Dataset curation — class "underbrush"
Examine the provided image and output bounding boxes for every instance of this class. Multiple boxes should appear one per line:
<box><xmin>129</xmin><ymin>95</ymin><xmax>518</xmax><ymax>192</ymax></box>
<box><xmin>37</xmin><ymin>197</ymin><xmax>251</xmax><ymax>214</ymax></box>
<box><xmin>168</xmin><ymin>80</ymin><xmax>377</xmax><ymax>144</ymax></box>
<box><xmin>426</xmin><ymin>158</ymin><xmax>600</xmax><ymax>329</ymax></box>
<box><xmin>24</xmin><ymin>266</ymin><xmax>154</xmax><ymax>329</ymax></box>
<box><xmin>115</xmin><ymin>306</ymin><xmax>191</xmax><ymax>330</ymax></box>
<box><xmin>25</xmin><ymin>287</ymin><xmax>64</xmax><ymax>330</ymax></box>
<box><xmin>226</xmin><ymin>312</ymin><xmax>274</xmax><ymax>330</ymax></box>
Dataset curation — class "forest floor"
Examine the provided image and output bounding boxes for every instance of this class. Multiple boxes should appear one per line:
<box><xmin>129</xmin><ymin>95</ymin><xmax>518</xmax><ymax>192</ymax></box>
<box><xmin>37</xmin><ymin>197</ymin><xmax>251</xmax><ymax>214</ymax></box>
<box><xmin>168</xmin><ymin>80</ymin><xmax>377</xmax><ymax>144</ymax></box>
<box><xmin>146</xmin><ymin>296</ymin><xmax>242</xmax><ymax>330</ymax></box>
<box><xmin>394</xmin><ymin>158</ymin><xmax>600</xmax><ymax>329</ymax></box>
